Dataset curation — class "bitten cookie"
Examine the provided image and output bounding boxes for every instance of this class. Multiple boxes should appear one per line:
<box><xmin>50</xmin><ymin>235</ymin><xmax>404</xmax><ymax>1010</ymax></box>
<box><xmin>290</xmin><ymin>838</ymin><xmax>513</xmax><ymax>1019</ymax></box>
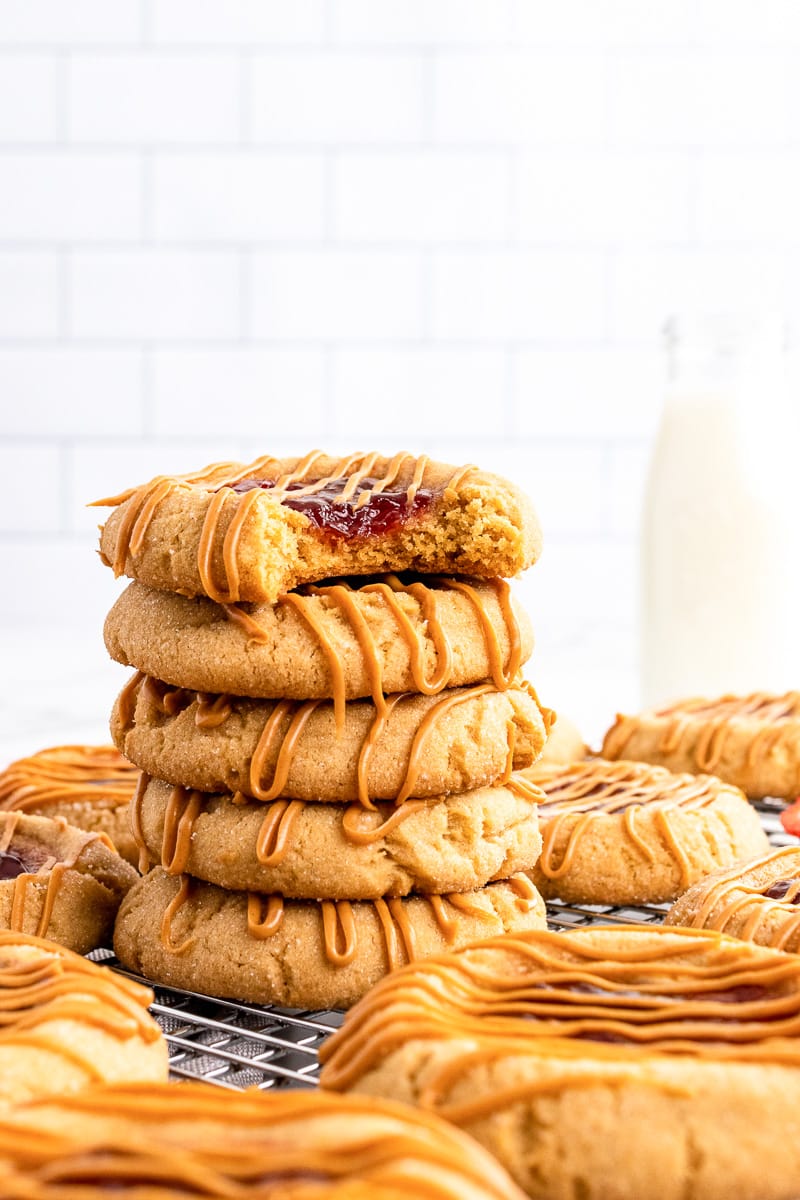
<box><xmin>519</xmin><ymin>759</ymin><xmax>768</xmax><ymax>905</ymax></box>
<box><xmin>113</xmin><ymin>867</ymin><xmax>546</xmax><ymax>1010</ymax></box>
<box><xmin>112</xmin><ymin>673</ymin><xmax>550</xmax><ymax>804</ymax></box>
<box><xmin>602</xmin><ymin>691</ymin><xmax>800</xmax><ymax>799</ymax></box>
<box><xmin>666</xmin><ymin>846</ymin><xmax>800</xmax><ymax>952</ymax></box>
<box><xmin>0</xmin><ymin>812</ymin><xmax>138</xmax><ymax>954</ymax></box>
<box><xmin>132</xmin><ymin>775</ymin><xmax>544</xmax><ymax>899</ymax></box>
<box><xmin>0</xmin><ymin>744</ymin><xmax>140</xmax><ymax>866</ymax></box>
<box><xmin>320</xmin><ymin>925</ymin><xmax>800</xmax><ymax>1200</ymax></box>
<box><xmin>94</xmin><ymin>450</ymin><xmax>542</xmax><ymax>604</ymax></box>
<box><xmin>0</xmin><ymin>931</ymin><xmax>166</xmax><ymax>1109</ymax></box>
<box><xmin>105</xmin><ymin>576</ymin><xmax>533</xmax><ymax>708</ymax></box>
<box><xmin>0</xmin><ymin>1083</ymin><xmax>526</xmax><ymax>1200</ymax></box>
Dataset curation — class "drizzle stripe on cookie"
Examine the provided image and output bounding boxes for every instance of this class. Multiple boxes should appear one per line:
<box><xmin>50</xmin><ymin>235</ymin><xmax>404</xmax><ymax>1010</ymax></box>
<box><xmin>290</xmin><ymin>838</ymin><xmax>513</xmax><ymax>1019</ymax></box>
<box><xmin>0</xmin><ymin>745</ymin><xmax>138</xmax><ymax>813</ymax></box>
<box><xmin>522</xmin><ymin>760</ymin><xmax>739</xmax><ymax>885</ymax></box>
<box><xmin>319</xmin><ymin>925</ymin><xmax>800</xmax><ymax>1116</ymax></box>
<box><xmin>94</xmin><ymin>452</ymin><xmax>479</xmax><ymax>603</ymax></box>
<box><xmin>160</xmin><ymin>873</ymin><xmax>540</xmax><ymax>970</ymax></box>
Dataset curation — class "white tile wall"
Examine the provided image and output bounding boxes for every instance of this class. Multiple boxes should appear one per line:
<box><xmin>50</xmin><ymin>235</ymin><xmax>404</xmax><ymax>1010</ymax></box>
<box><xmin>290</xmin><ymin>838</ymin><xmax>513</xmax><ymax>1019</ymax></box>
<box><xmin>0</xmin><ymin>0</ymin><xmax>799</xmax><ymax>737</ymax></box>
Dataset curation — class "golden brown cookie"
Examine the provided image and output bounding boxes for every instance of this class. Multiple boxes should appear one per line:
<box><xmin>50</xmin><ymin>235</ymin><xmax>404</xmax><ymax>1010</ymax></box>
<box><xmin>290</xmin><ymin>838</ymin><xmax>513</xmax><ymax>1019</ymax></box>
<box><xmin>0</xmin><ymin>1083</ymin><xmax>526</xmax><ymax>1200</ymax></box>
<box><xmin>93</xmin><ymin>450</ymin><xmax>542</xmax><ymax>604</ymax></box>
<box><xmin>104</xmin><ymin>575</ymin><xmax>533</xmax><ymax>712</ymax></box>
<box><xmin>602</xmin><ymin>691</ymin><xmax>800</xmax><ymax>799</ymax></box>
<box><xmin>666</xmin><ymin>846</ymin><xmax>800</xmax><ymax>952</ymax></box>
<box><xmin>320</xmin><ymin>925</ymin><xmax>800</xmax><ymax>1200</ymax></box>
<box><xmin>0</xmin><ymin>811</ymin><xmax>138</xmax><ymax>954</ymax></box>
<box><xmin>537</xmin><ymin>710</ymin><xmax>586</xmax><ymax>766</ymax></box>
<box><xmin>0</xmin><ymin>744</ymin><xmax>139</xmax><ymax>867</ymax></box>
<box><xmin>112</xmin><ymin>673</ymin><xmax>550</xmax><ymax>804</ymax></box>
<box><xmin>519</xmin><ymin>758</ymin><xmax>768</xmax><ymax>905</ymax></box>
<box><xmin>113</xmin><ymin>867</ymin><xmax>546</xmax><ymax>1010</ymax></box>
<box><xmin>0</xmin><ymin>931</ymin><xmax>166</xmax><ymax>1109</ymax></box>
<box><xmin>132</xmin><ymin>775</ymin><xmax>544</xmax><ymax>899</ymax></box>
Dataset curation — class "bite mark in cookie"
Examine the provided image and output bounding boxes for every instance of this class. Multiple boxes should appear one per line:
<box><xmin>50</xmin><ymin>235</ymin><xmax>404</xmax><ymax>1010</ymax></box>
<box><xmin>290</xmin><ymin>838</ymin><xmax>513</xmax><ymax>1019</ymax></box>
<box><xmin>94</xmin><ymin>450</ymin><xmax>541</xmax><ymax>603</ymax></box>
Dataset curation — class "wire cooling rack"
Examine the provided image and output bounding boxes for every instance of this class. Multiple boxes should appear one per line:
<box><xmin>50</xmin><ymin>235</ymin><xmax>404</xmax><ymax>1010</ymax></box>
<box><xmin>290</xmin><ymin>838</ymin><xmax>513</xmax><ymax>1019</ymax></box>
<box><xmin>92</xmin><ymin>800</ymin><xmax>796</xmax><ymax>1092</ymax></box>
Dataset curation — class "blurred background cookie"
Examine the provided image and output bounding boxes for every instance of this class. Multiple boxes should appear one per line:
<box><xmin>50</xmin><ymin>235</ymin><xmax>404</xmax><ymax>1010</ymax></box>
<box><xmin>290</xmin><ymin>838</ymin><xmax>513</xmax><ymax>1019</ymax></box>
<box><xmin>321</xmin><ymin>925</ymin><xmax>800</xmax><ymax>1200</ymax></box>
<box><xmin>0</xmin><ymin>812</ymin><xmax>137</xmax><ymax>953</ymax></box>
<box><xmin>520</xmin><ymin>759</ymin><xmax>768</xmax><ymax>905</ymax></box>
<box><xmin>667</xmin><ymin>845</ymin><xmax>800</xmax><ymax>952</ymax></box>
<box><xmin>0</xmin><ymin>931</ymin><xmax>166</xmax><ymax>1109</ymax></box>
<box><xmin>0</xmin><ymin>744</ymin><xmax>139</xmax><ymax>867</ymax></box>
<box><xmin>603</xmin><ymin>691</ymin><xmax>800</xmax><ymax>800</ymax></box>
<box><xmin>0</xmin><ymin>1082</ymin><xmax>525</xmax><ymax>1200</ymax></box>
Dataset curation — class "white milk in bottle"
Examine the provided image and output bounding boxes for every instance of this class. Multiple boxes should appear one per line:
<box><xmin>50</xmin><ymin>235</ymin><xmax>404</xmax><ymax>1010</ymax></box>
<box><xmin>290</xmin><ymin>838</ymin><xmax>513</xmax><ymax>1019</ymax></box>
<box><xmin>640</xmin><ymin>315</ymin><xmax>800</xmax><ymax>707</ymax></box>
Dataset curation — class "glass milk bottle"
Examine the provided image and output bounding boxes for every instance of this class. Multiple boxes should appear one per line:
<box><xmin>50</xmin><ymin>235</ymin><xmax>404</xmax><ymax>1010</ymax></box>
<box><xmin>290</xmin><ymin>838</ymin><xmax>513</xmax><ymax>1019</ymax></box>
<box><xmin>640</xmin><ymin>315</ymin><xmax>800</xmax><ymax>707</ymax></box>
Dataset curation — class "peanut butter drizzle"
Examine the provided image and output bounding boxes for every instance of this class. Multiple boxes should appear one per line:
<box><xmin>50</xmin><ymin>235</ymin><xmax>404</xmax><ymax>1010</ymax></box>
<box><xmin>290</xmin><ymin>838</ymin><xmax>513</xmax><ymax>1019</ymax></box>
<box><xmin>247</xmin><ymin>893</ymin><xmax>284</xmax><ymax>939</ymax></box>
<box><xmin>224</xmin><ymin>572</ymin><xmax>522</xmax><ymax>713</ymax></box>
<box><xmin>96</xmin><ymin>451</ymin><xmax>479</xmax><ymax>602</ymax></box>
<box><xmin>141</xmin><ymin>674</ymin><xmax>192</xmax><ymax>719</ymax></box>
<box><xmin>0</xmin><ymin>1083</ymin><xmax>522</xmax><ymax>1200</ymax></box>
<box><xmin>280</xmin><ymin>591</ymin><xmax>350</xmax><ymax>731</ymax></box>
<box><xmin>255</xmin><ymin>798</ymin><xmax>306</xmax><ymax>865</ymax></box>
<box><xmin>131</xmin><ymin>770</ymin><xmax>151</xmax><ymax>874</ymax></box>
<box><xmin>322</xmin><ymin>899</ymin><xmax>358</xmax><ymax>964</ymax></box>
<box><xmin>319</xmin><ymin>925</ymin><xmax>800</xmax><ymax>1112</ymax></box>
<box><xmin>529</xmin><ymin>760</ymin><xmax>725</xmax><ymax>884</ymax></box>
<box><xmin>396</xmin><ymin>683</ymin><xmax>497</xmax><ymax>806</ymax></box>
<box><xmin>249</xmin><ymin>699</ymin><xmax>321</xmax><ymax>801</ymax></box>
<box><xmin>137</xmin><ymin>781</ymin><xmax>427</xmax><ymax>875</ymax></box>
<box><xmin>131</xmin><ymin>672</ymin><xmax>533</xmax><ymax>810</ymax></box>
<box><xmin>161</xmin><ymin>876</ymin><xmax>526</xmax><ymax>972</ymax></box>
<box><xmin>605</xmin><ymin>691</ymin><xmax>800</xmax><ymax>774</ymax></box>
<box><xmin>194</xmin><ymin>693</ymin><xmax>232</xmax><ymax>729</ymax></box>
<box><xmin>161</xmin><ymin>786</ymin><xmax>204</xmax><ymax>874</ymax></box>
<box><xmin>340</xmin><ymin>799</ymin><xmax>425</xmax><ymax>845</ymax></box>
<box><xmin>0</xmin><ymin>930</ymin><xmax>159</xmax><ymax>1048</ymax></box>
<box><xmin>160</xmin><ymin>875</ymin><xmax>196</xmax><ymax>953</ymax></box>
<box><xmin>4</xmin><ymin>827</ymin><xmax>116</xmax><ymax>940</ymax></box>
<box><xmin>117</xmin><ymin>669</ymin><xmax>146</xmax><ymax>730</ymax></box>
<box><xmin>220</xmin><ymin>601</ymin><xmax>272</xmax><ymax>643</ymax></box>
<box><xmin>0</xmin><ymin>744</ymin><xmax>139</xmax><ymax>813</ymax></box>
<box><xmin>678</xmin><ymin>847</ymin><xmax>800</xmax><ymax>949</ymax></box>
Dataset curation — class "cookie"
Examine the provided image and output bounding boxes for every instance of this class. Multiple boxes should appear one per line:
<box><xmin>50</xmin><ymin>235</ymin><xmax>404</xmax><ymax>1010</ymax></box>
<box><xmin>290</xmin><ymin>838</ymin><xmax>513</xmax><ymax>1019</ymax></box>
<box><xmin>320</xmin><ymin>925</ymin><xmax>800</xmax><ymax>1200</ymax></box>
<box><xmin>602</xmin><ymin>691</ymin><xmax>800</xmax><ymax>799</ymax></box>
<box><xmin>537</xmin><ymin>710</ymin><xmax>586</xmax><ymax>766</ymax></box>
<box><xmin>113</xmin><ymin>866</ymin><xmax>546</xmax><ymax>1010</ymax></box>
<box><xmin>104</xmin><ymin>575</ymin><xmax>533</xmax><ymax>714</ymax></box>
<box><xmin>518</xmin><ymin>758</ymin><xmax>768</xmax><ymax>905</ymax></box>
<box><xmin>132</xmin><ymin>774</ymin><xmax>544</xmax><ymax>898</ymax></box>
<box><xmin>0</xmin><ymin>931</ymin><xmax>166</xmax><ymax>1109</ymax></box>
<box><xmin>666</xmin><ymin>846</ymin><xmax>800</xmax><ymax>952</ymax></box>
<box><xmin>0</xmin><ymin>1083</ymin><xmax>526</xmax><ymax>1200</ymax></box>
<box><xmin>112</xmin><ymin>673</ymin><xmax>550</xmax><ymax>805</ymax></box>
<box><xmin>0</xmin><ymin>811</ymin><xmax>138</xmax><ymax>954</ymax></box>
<box><xmin>0</xmin><ymin>744</ymin><xmax>140</xmax><ymax>867</ymax></box>
<box><xmin>93</xmin><ymin>450</ymin><xmax>542</xmax><ymax>604</ymax></box>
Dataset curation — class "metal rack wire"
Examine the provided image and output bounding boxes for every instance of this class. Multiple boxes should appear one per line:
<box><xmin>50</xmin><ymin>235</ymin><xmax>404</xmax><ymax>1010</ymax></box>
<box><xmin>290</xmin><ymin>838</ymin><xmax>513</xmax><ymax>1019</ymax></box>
<box><xmin>92</xmin><ymin>800</ymin><xmax>796</xmax><ymax>1092</ymax></box>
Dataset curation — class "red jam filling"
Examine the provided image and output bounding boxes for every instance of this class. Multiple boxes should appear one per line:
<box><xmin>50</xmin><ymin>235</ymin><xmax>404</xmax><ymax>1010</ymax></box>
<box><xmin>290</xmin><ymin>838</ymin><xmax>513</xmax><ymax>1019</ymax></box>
<box><xmin>228</xmin><ymin>477</ymin><xmax>435</xmax><ymax>538</ymax></box>
<box><xmin>0</xmin><ymin>850</ymin><xmax>28</xmax><ymax>880</ymax></box>
<box><xmin>763</xmin><ymin>879</ymin><xmax>800</xmax><ymax>903</ymax></box>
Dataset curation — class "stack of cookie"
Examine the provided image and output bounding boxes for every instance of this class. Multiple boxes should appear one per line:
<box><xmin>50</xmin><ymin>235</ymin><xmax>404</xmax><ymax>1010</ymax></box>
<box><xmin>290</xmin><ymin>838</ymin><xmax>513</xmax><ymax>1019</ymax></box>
<box><xmin>95</xmin><ymin>451</ymin><xmax>553</xmax><ymax>1009</ymax></box>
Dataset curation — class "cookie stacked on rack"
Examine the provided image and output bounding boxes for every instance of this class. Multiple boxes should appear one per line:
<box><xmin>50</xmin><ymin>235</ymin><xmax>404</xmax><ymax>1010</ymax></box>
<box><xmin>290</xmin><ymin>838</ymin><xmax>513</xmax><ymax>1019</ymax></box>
<box><xmin>97</xmin><ymin>451</ymin><xmax>552</xmax><ymax>1009</ymax></box>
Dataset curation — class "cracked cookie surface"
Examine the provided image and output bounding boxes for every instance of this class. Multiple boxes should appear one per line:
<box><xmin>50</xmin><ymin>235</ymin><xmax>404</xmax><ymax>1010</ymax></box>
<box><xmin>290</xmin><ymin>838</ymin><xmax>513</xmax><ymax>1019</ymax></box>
<box><xmin>132</xmin><ymin>774</ymin><xmax>544</xmax><ymax>898</ymax></box>
<box><xmin>113</xmin><ymin>866</ymin><xmax>546</xmax><ymax>1010</ymax></box>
